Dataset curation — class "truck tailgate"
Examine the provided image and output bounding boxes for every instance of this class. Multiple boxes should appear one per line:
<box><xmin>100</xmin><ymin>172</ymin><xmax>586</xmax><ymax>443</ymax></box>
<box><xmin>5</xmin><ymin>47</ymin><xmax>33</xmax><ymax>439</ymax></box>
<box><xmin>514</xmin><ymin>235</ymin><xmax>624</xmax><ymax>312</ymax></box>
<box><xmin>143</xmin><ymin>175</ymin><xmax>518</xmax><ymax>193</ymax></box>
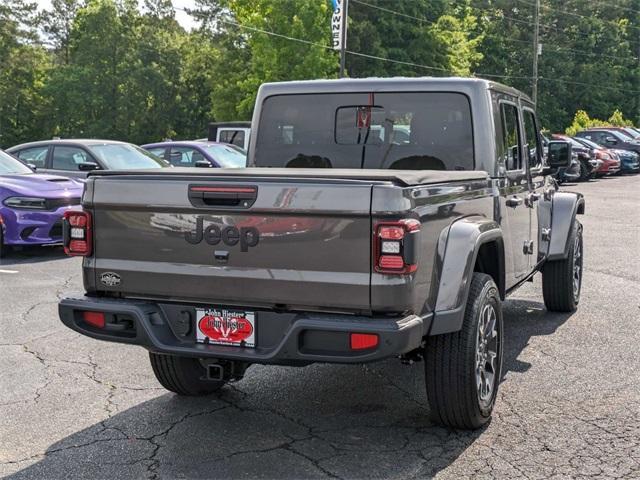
<box><xmin>88</xmin><ymin>175</ymin><xmax>375</xmax><ymax>312</ymax></box>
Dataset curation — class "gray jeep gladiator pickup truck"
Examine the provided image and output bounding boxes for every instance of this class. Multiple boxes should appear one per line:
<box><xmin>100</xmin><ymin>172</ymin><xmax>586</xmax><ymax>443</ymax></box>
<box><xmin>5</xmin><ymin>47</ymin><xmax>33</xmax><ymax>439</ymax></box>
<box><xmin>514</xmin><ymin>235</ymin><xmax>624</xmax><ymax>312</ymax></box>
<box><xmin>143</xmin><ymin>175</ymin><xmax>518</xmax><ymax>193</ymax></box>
<box><xmin>59</xmin><ymin>78</ymin><xmax>584</xmax><ymax>430</ymax></box>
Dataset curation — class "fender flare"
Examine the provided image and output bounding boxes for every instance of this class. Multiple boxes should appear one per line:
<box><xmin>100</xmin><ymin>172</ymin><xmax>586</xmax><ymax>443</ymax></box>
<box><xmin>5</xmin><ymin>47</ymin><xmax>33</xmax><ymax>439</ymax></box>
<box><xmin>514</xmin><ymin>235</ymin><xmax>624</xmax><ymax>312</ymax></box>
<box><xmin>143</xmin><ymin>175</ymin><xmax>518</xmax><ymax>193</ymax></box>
<box><xmin>547</xmin><ymin>192</ymin><xmax>585</xmax><ymax>261</ymax></box>
<box><xmin>429</xmin><ymin>216</ymin><xmax>505</xmax><ymax>336</ymax></box>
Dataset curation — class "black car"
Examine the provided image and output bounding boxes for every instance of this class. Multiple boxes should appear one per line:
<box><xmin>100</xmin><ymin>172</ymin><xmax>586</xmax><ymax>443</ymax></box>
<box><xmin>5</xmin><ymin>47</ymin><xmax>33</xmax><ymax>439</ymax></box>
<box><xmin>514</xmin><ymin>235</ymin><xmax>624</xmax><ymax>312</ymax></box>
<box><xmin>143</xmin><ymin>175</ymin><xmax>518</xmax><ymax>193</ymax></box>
<box><xmin>575</xmin><ymin>129</ymin><xmax>640</xmax><ymax>156</ymax></box>
<box><xmin>7</xmin><ymin>139</ymin><xmax>169</xmax><ymax>179</ymax></box>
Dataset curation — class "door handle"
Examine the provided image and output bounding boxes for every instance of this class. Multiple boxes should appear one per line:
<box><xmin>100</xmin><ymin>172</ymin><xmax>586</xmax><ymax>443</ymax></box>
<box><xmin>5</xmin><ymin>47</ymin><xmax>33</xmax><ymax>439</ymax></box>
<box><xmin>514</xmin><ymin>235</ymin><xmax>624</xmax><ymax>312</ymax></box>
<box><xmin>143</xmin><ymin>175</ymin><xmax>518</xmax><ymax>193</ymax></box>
<box><xmin>506</xmin><ymin>197</ymin><xmax>523</xmax><ymax>208</ymax></box>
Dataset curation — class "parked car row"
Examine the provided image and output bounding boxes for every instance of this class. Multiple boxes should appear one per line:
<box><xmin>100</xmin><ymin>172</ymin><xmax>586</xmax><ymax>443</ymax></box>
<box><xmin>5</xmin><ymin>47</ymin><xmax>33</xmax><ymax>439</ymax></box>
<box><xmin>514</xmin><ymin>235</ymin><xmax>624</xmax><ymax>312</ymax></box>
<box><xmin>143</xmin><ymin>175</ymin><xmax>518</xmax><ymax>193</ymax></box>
<box><xmin>0</xmin><ymin>136</ymin><xmax>249</xmax><ymax>256</ymax></box>
<box><xmin>543</xmin><ymin>127</ymin><xmax>640</xmax><ymax>184</ymax></box>
<box><xmin>1</xmin><ymin>121</ymin><xmax>637</xmax><ymax>257</ymax></box>
<box><xmin>5</xmin><ymin>138</ymin><xmax>248</xmax><ymax>179</ymax></box>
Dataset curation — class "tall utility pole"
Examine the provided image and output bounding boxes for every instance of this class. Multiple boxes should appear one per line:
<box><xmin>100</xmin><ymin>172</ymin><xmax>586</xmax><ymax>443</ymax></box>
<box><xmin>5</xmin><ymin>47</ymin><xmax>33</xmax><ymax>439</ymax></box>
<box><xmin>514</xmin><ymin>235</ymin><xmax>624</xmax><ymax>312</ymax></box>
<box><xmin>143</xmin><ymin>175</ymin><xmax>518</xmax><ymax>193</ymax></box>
<box><xmin>532</xmin><ymin>0</ymin><xmax>540</xmax><ymax>104</ymax></box>
<box><xmin>339</xmin><ymin>0</ymin><xmax>349</xmax><ymax>78</ymax></box>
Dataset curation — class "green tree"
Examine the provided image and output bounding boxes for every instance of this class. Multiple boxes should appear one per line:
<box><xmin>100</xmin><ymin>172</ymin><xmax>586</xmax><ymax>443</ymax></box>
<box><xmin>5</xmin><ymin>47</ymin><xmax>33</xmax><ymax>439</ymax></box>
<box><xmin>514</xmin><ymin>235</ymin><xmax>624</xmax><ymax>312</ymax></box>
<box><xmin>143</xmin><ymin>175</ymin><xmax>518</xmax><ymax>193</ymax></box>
<box><xmin>0</xmin><ymin>0</ymin><xmax>50</xmax><ymax>147</ymax></box>
<box><xmin>43</xmin><ymin>0</ymin><xmax>84</xmax><ymax>64</ymax></box>
<box><xmin>347</xmin><ymin>0</ymin><xmax>483</xmax><ymax>78</ymax></box>
<box><xmin>196</xmin><ymin>0</ymin><xmax>339</xmax><ymax>120</ymax></box>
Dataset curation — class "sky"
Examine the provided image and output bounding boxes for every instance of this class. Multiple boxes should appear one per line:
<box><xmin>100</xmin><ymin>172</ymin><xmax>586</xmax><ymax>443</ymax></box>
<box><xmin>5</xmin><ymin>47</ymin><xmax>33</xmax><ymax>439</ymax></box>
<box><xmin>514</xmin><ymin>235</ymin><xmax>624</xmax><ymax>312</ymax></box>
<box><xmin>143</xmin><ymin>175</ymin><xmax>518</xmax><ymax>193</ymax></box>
<box><xmin>34</xmin><ymin>0</ymin><xmax>199</xmax><ymax>30</ymax></box>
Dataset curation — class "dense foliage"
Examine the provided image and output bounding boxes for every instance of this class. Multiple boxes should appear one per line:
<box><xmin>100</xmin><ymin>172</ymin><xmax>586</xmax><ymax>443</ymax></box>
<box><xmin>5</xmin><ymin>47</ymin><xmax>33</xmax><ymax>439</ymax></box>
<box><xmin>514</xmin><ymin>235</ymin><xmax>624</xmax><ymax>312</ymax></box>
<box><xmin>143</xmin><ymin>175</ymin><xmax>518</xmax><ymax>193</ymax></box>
<box><xmin>1</xmin><ymin>0</ymin><xmax>639</xmax><ymax>148</ymax></box>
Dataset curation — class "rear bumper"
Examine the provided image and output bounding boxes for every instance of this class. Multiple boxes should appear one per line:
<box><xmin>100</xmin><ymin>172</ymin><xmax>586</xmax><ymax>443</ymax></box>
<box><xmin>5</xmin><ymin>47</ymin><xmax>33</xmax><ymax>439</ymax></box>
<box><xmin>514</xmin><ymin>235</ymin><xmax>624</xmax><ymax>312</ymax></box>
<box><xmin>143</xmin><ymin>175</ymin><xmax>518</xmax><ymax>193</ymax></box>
<box><xmin>0</xmin><ymin>205</ymin><xmax>79</xmax><ymax>245</ymax></box>
<box><xmin>58</xmin><ymin>294</ymin><xmax>429</xmax><ymax>365</ymax></box>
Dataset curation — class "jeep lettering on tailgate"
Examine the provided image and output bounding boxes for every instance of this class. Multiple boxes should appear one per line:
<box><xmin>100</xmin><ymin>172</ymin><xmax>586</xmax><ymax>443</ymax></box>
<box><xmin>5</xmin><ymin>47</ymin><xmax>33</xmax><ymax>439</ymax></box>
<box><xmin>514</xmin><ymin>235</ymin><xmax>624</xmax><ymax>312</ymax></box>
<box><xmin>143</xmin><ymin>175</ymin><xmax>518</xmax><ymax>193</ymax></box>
<box><xmin>185</xmin><ymin>217</ymin><xmax>259</xmax><ymax>252</ymax></box>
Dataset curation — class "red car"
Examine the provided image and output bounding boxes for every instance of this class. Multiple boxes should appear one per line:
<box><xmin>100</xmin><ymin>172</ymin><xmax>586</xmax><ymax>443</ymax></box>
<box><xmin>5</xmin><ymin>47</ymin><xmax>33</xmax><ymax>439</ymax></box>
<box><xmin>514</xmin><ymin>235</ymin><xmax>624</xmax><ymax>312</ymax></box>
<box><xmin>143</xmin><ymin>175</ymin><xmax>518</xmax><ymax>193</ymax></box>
<box><xmin>572</xmin><ymin>137</ymin><xmax>621</xmax><ymax>176</ymax></box>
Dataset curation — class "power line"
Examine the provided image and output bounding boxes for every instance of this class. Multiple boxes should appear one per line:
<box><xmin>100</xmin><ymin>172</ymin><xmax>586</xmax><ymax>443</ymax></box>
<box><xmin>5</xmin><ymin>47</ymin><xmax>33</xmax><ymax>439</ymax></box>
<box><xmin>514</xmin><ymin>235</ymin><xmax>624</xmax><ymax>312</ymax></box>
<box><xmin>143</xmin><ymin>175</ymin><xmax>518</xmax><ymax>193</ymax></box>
<box><xmin>514</xmin><ymin>0</ymin><xmax>640</xmax><ymax>32</ymax></box>
<box><xmin>541</xmin><ymin>77</ymin><xmax>640</xmax><ymax>94</ymax></box>
<box><xmin>352</xmin><ymin>0</ymin><xmax>638</xmax><ymax>61</ymax></box>
<box><xmin>485</xmin><ymin>10</ymin><xmax>640</xmax><ymax>49</ymax></box>
<box><xmin>373</xmin><ymin>0</ymin><xmax>640</xmax><ymax>45</ymax></box>
<box><xmin>589</xmin><ymin>0</ymin><xmax>640</xmax><ymax>14</ymax></box>
<box><xmin>351</xmin><ymin>0</ymin><xmax>530</xmax><ymax>46</ymax></box>
<box><xmin>172</xmin><ymin>4</ymin><xmax>640</xmax><ymax>95</ymax></box>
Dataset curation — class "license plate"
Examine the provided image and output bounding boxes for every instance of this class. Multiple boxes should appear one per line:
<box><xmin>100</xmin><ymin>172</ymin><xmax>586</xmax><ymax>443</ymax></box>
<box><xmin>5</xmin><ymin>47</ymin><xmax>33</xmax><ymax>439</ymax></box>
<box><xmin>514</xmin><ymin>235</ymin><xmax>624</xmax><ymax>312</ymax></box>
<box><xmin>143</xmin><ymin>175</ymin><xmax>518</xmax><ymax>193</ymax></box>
<box><xmin>195</xmin><ymin>308</ymin><xmax>256</xmax><ymax>348</ymax></box>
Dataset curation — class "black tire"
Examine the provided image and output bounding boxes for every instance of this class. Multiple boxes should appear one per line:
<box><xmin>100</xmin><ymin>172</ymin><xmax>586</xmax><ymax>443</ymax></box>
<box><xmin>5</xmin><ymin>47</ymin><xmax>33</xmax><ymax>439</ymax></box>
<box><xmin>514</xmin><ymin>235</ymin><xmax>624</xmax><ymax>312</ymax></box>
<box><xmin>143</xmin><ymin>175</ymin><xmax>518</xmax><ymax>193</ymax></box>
<box><xmin>578</xmin><ymin>161</ymin><xmax>590</xmax><ymax>181</ymax></box>
<box><xmin>542</xmin><ymin>220</ymin><xmax>583</xmax><ymax>312</ymax></box>
<box><xmin>149</xmin><ymin>352</ymin><xmax>226</xmax><ymax>396</ymax></box>
<box><xmin>0</xmin><ymin>228</ymin><xmax>9</xmax><ymax>259</ymax></box>
<box><xmin>424</xmin><ymin>273</ymin><xmax>503</xmax><ymax>430</ymax></box>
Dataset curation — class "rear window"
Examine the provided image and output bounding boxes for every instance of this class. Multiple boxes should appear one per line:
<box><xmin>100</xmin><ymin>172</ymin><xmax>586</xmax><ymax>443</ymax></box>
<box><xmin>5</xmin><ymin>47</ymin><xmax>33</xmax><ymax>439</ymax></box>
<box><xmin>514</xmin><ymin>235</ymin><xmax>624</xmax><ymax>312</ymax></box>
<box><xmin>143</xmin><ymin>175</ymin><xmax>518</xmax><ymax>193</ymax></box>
<box><xmin>255</xmin><ymin>92</ymin><xmax>474</xmax><ymax>170</ymax></box>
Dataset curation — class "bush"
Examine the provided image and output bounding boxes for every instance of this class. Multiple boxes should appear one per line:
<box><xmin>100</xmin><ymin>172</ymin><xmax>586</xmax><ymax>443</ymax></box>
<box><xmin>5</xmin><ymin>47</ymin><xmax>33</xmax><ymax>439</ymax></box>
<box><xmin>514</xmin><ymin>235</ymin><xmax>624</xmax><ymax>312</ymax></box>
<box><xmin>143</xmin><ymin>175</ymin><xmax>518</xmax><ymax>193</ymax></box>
<box><xmin>607</xmin><ymin>109</ymin><xmax>634</xmax><ymax>127</ymax></box>
<box><xmin>565</xmin><ymin>110</ymin><xmax>606</xmax><ymax>136</ymax></box>
<box><xmin>564</xmin><ymin>109</ymin><xmax>636</xmax><ymax>136</ymax></box>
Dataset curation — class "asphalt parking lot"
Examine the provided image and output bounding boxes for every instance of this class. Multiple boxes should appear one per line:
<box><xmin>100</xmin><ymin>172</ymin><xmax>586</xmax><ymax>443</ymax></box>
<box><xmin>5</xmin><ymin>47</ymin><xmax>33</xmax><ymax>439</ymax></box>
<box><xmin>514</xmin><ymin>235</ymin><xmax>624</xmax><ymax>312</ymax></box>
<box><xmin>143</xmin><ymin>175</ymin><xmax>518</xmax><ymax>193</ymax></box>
<box><xmin>1</xmin><ymin>174</ymin><xmax>639</xmax><ymax>479</ymax></box>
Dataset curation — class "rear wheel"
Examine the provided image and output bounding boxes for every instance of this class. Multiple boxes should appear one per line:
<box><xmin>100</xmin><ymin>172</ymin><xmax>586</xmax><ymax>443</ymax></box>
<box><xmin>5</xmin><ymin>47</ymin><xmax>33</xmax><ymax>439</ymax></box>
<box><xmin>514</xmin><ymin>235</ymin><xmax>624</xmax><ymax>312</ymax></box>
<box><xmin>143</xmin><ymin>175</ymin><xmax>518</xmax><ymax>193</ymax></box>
<box><xmin>424</xmin><ymin>273</ymin><xmax>503</xmax><ymax>430</ymax></box>
<box><xmin>149</xmin><ymin>353</ymin><xmax>226</xmax><ymax>396</ymax></box>
<box><xmin>542</xmin><ymin>221</ymin><xmax>583</xmax><ymax>312</ymax></box>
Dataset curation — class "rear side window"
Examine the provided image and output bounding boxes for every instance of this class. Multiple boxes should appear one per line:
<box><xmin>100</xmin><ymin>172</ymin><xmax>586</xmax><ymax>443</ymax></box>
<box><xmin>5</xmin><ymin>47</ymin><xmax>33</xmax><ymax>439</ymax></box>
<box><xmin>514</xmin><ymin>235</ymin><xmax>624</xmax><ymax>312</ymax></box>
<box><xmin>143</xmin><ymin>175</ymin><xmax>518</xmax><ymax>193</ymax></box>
<box><xmin>52</xmin><ymin>146</ymin><xmax>90</xmax><ymax>171</ymax></box>
<box><xmin>16</xmin><ymin>146</ymin><xmax>48</xmax><ymax>168</ymax></box>
<box><xmin>219</xmin><ymin>130</ymin><xmax>245</xmax><ymax>148</ymax></box>
<box><xmin>146</xmin><ymin>147</ymin><xmax>166</xmax><ymax>159</ymax></box>
<box><xmin>500</xmin><ymin>103</ymin><xmax>521</xmax><ymax>171</ymax></box>
<box><xmin>169</xmin><ymin>147</ymin><xmax>205</xmax><ymax>166</ymax></box>
<box><xmin>255</xmin><ymin>92</ymin><xmax>474</xmax><ymax>171</ymax></box>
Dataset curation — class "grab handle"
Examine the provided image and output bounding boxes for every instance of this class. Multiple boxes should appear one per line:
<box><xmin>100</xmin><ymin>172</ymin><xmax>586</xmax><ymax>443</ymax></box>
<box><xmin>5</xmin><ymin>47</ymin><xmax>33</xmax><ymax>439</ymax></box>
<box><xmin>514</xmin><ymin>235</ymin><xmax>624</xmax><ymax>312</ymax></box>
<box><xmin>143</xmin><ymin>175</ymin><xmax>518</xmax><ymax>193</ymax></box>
<box><xmin>188</xmin><ymin>185</ymin><xmax>257</xmax><ymax>209</ymax></box>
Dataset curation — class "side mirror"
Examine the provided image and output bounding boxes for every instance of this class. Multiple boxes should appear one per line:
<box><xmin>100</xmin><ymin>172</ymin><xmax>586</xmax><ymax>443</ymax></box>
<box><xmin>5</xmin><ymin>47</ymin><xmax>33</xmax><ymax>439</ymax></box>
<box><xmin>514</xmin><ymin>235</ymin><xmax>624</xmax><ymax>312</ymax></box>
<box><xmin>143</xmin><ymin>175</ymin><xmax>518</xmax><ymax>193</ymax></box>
<box><xmin>78</xmin><ymin>162</ymin><xmax>100</xmax><ymax>171</ymax></box>
<box><xmin>27</xmin><ymin>163</ymin><xmax>37</xmax><ymax>171</ymax></box>
<box><xmin>194</xmin><ymin>160</ymin><xmax>213</xmax><ymax>168</ymax></box>
<box><xmin>605</xmin><ymin>136</ymin><xmax>617</xmax><ymax>145</ymax></box>
<box><xmin>547</xmin><ymin>141</ymin><xmax>572</xmax><ymax>168</ymax></box>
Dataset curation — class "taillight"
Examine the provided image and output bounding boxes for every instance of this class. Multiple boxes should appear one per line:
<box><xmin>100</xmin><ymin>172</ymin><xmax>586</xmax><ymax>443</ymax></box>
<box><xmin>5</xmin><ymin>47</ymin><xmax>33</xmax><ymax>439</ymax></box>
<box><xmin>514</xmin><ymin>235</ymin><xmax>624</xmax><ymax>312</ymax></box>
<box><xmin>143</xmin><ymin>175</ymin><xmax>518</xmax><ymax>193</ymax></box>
<box><xmin>350</xmin><ymin>333</ymin><xmax>379</xmax><ymax>350</ymax></box>
<box><xmin>83</xmin><ymin>311</ymin><xmax>105</xmax><ymax>328</ymax></box>
<box><xmin>373</xmin><ymin>219</ymin><xmax>420</xmax><ymax>274</ymax></box>
<box><xmin>63</xmin><ymin>210</ymin><xmax>92</xmax><ymax>256</ymax></box>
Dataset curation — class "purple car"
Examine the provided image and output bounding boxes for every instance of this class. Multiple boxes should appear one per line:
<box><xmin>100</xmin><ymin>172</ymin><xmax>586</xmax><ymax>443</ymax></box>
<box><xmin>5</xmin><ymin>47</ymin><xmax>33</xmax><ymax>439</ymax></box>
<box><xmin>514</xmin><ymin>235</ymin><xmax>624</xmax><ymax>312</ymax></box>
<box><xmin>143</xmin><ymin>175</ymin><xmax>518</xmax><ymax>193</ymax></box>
<box><xmin>141</xmin><ymin>141</ymin><xmax>246</xmax><ymax>168</ymax></box>
<box><xmin>0</xmin><ymin>149</ymin><xmax>83</xmax><ymax>257</ymax></box>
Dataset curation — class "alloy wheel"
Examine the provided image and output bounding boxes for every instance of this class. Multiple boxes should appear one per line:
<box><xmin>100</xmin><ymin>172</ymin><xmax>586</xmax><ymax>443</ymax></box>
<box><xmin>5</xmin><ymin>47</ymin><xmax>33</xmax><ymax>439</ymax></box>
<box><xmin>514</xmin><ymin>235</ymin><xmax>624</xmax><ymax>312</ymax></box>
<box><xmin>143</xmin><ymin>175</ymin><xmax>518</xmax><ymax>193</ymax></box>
<box><xmin>573</xmin><ymin>231</ymin><xmax>583</xmax><ymax>302</ymax></box>
<box><xmin>476</xmin><ymin>303</ymin><xmax>499</xmax><ymax>408</ymax></box>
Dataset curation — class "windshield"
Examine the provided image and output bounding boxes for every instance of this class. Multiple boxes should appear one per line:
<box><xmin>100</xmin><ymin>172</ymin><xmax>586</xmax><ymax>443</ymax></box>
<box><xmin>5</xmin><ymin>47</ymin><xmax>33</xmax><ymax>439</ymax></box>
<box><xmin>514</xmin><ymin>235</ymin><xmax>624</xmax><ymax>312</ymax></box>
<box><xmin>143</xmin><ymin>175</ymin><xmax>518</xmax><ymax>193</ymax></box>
<box><xmin>622</xmin><ymin>128</ymin><xmax>640</xmax><ymax>139</ymax></box>
<box><xmin>0</xmin><ymin>150</ymin><xmax>33</xmax><ymax>175</ymax></box>
<box><xmin>574</xmin><ymin>138</ymin><xmax>600</xmax><ymax>149</ymax></box>
<box><xmin>255</xmin><ymin>92</ymin><xmax>474</xmax><ymax>170</ymax></box>
<box><xmin>202</xmin><ymin>144</ymin><xmax>247</xmax><ymax>168</ymax></box>
<box><xmin>609</xmin><ymin>131</ymin><xmax>629</xmax><ymax>142</ymax></box>
<box><xmin>89</xmin><ymin>144</ymin><xmax>168</xmax><ymax>170</ymax></box>
<box><xmin>562</xmin><ymin>137</ymin><xmax>586</xmax><ymax>149</ymax></box>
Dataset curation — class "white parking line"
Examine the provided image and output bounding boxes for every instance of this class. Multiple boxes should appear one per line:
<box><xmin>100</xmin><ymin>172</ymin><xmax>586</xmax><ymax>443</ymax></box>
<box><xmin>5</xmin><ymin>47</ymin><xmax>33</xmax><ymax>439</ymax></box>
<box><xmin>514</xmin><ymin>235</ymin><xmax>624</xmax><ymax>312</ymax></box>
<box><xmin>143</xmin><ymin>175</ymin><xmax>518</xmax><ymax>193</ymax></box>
<box><xmin>0</xmin><ymin>269</ymin><xmax>19</xmax><ymax>274</ymax></box>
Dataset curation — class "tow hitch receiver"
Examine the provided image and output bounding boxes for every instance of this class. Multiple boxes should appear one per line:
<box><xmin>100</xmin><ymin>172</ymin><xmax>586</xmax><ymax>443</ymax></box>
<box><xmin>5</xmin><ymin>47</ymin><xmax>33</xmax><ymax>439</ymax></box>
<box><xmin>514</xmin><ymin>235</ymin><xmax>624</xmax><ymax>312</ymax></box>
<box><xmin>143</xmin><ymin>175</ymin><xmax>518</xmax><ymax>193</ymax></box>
<box><xmin>204</xmin><ymin>360</ymin><xmax>249</xmax><ymax>382</ymax></box>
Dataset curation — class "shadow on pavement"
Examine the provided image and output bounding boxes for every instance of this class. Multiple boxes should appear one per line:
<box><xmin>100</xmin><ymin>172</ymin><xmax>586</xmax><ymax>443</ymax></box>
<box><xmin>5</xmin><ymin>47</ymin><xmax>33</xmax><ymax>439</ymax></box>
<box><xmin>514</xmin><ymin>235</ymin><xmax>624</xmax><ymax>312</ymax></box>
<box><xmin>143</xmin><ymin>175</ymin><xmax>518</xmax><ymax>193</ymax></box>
<box><xmin>6</xmin><ymin>298</ymin><xmax>573</xmax><ymax>479</ymax></box>
<box><xmin>0</xmin><ymin>245</ymin><xmax>67</xmax><ymax>266</ymax></box>
<box><xmin>502</xmin><ymin>298</ymin><xmax>574</xmax><ymax>376</ymax></box>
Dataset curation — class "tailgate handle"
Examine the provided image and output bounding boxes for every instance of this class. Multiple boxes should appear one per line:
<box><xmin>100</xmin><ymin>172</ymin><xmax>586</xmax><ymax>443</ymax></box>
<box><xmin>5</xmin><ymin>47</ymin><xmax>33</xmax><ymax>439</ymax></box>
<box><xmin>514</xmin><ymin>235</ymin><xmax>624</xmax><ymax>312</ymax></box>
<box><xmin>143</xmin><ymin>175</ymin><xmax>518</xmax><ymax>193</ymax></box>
<box><xmin>188</xmin><ymin>185</ymin><xmax>257</xmax><ymax>209</ymax></box>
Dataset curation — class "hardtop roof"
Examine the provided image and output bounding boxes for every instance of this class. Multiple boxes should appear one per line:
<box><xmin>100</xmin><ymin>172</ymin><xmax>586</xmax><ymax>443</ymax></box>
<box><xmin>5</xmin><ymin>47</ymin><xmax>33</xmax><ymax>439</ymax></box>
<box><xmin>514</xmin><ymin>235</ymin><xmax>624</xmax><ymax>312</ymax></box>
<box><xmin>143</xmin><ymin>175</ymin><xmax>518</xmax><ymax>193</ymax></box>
<box><xmin>256</xmin><ymin>76</ymin><xmax>532</xmax><ymax>103</ymax></box>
